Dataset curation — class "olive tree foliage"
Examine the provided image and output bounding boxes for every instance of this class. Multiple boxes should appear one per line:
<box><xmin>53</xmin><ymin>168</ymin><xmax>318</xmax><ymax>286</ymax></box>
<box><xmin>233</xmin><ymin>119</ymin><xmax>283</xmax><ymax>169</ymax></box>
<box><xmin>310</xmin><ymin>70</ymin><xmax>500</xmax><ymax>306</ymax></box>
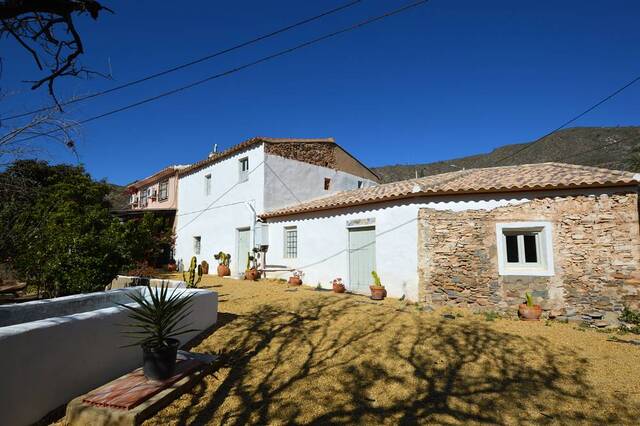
<box><xmin>0</xmin><ymin>160</ymin><xmax>172</xmax><ymax>297</ymax></box>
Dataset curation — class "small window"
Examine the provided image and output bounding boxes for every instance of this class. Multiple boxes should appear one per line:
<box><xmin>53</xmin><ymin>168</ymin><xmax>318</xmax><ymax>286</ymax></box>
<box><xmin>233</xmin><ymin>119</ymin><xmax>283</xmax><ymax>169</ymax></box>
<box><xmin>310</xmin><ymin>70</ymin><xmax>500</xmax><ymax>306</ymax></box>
<box><xmin>239</xmin><ymin>157</ymin><xmax>249</xmax><ymax>182</ymax></box>
<box><xmin>324</xmin><ymin>178</ymin><xmax>331</xmax><ymax>190</ymax></box>
<box><xmin>158</xmin><ymin>180</ymin><xmax>169</xmax><ymax>201</ymax></box>
<box><xmin>140</xmin><ymin>188</ymin><xmax>148</xmax><ymax>206</ymax></box>
<box><xmin>193</xmin><ymin>236</ymin><xmax>201</xmax><ymax>255</ymax></box>
<box><xmin>357</xmin><ymin>180</ymin><xmax>363</xmax><ymax>189</ymax></box>
<box><xmin>496</xmin><ymin>222</ymin><xmax>554</xmax><ymax>276</ymax></box>
<box><xmin>204</xmin><ymin>174</ymin><xmax>212</xmax><ymax>195</ymax></box>
<box><xmin>284</xmin><ymin>226</ymin><xmax>297</xmax><ymax>259</ymax></box>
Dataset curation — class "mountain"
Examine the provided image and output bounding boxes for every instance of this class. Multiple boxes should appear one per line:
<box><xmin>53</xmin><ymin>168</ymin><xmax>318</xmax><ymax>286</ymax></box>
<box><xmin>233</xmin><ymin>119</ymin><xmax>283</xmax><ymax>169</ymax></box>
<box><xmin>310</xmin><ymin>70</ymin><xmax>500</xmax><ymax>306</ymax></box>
<box><xmin>372</xmin><ymin>127</ymin><xmax>640</xmax><ymax>183</ymax></box>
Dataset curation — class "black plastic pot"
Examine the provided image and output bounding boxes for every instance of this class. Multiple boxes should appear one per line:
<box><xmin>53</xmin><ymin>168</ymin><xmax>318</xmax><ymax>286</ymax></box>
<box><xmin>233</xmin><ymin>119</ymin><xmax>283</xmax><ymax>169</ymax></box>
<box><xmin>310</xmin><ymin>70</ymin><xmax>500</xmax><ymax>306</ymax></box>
<box><xmin>142</xmin><ymin>338</ymin><xmax>180</xmax><ymax>380</ymax></box>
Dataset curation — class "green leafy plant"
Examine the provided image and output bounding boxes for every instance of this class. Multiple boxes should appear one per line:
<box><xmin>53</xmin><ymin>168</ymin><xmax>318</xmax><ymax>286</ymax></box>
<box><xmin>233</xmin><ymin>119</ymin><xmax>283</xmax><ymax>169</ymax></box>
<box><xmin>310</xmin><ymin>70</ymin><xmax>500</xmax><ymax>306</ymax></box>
<box><xmin>525</xmin><ymin>292</ymin><xmax>534</xmax><ymax>307</ymax></box>
<box><xmin>483</xmin><ymin>311</ymin><xmax>498</xmax><ymax>322</ymax></box>
<box><xmin>371</xmin><ymin>271</ymin><xmax>383</xmax><ymax>288</ymax></box>
<box><xmin>620</xmin><ymin>306</ymin><xmax>640</xmax><ymax>334</ymax></box>
<box><xmin>182</xmin><ymin>256</ymin><xmax>202</xmax><ymax>288</ymax></box>
<box><xmin>117</xmin><ymin>284</ymin><xmax>197</xmax><ymax>348</ymax></box>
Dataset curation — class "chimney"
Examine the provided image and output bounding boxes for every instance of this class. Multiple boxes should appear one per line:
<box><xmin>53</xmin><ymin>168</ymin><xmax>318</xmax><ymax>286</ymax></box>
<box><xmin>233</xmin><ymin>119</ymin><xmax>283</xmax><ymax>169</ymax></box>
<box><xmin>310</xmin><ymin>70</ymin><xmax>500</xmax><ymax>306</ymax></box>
<box><xmin>208</xmin><ymin>143</ymin><xmax>218</xmax><ymax>158</ymax></box>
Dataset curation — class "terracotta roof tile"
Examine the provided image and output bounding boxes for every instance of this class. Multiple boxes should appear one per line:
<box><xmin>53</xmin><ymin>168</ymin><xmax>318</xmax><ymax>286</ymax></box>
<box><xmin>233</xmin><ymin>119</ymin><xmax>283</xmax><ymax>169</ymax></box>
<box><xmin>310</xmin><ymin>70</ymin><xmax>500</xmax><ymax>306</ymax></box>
<box><xmin>261</xmin><ymin>162</ymin><xmax>639</xmax><ymax>218</ymax></box>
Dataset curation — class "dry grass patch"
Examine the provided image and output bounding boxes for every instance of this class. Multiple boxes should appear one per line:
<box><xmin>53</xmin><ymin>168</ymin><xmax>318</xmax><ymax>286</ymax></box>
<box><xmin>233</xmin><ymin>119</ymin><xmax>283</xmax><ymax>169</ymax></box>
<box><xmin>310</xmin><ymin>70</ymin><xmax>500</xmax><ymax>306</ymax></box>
<box><xmin>138</xmin><ymin>275</ymin><xmax>640</xmax><ymax>425</ymax></box>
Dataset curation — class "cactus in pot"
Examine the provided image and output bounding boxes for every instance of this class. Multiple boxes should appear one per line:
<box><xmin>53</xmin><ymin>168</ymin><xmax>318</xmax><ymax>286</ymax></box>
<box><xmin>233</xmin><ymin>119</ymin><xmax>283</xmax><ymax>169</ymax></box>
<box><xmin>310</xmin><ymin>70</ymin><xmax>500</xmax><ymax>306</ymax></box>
<box><xmin>182</xmin><ymin>256</ymin><xmax>202</xmax><ymax>288</ymax></box>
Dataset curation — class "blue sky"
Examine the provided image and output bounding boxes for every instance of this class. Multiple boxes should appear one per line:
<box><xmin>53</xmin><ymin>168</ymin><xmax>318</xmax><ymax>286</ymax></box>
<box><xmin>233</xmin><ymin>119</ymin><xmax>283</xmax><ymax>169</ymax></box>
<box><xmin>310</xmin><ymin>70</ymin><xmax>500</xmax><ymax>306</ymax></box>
<box><xmin>3</xmin><ymin>0</ymin><xmax>639</xmax><ymax>185</ymax></box>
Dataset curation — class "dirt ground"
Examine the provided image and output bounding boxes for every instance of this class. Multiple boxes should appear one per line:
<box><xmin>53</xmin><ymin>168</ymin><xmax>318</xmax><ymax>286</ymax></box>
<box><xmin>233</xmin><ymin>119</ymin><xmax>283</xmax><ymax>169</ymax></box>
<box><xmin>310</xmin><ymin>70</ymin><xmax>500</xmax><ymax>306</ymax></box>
<box><xmin>136</xmin><ymin>275</ymin><xmax>640</xmax><ymax>425</ymax></box>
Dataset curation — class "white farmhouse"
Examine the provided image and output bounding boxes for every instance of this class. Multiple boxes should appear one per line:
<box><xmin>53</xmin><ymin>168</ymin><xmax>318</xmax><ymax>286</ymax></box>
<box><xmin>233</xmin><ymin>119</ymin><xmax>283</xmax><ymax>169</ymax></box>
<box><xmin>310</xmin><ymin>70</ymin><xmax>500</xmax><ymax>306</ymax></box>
<box><xmin>174</xmin><ymin>137</ymin><xmax>378</xmax><ymax>274</ymax></box>
<box><xmin>262</xmin><ymin>163</ymin><xmax>640</xmax><ymax>313</ymax></box>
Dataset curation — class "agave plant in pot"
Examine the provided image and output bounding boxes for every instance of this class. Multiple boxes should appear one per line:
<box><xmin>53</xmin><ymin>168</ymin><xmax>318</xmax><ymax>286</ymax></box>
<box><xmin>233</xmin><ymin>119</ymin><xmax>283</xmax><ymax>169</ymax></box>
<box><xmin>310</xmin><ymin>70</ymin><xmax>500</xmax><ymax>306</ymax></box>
<box><xmin>118</xmin><ymin>284</ymin><xmax>197</xmax><ymax>380</ymax></box>
<box><xmin>214</xmin><ymin>251</ymin><xmax>231</xmax><ymax>277</ymax></box>
<box><xmin>518</xmin><ymin>292</ymin><xmax>542</xmax><ymax>321</ymax></box>
<box><xmin>369</xmin><ymin>271</ymin><xmax>386</xmax><ymax>300</ymax></box>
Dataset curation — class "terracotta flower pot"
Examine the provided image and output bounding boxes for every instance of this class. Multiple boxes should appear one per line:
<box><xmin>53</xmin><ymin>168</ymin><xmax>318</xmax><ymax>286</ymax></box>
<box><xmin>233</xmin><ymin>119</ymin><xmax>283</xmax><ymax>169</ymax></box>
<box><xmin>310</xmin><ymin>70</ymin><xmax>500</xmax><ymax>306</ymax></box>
<box><xmin>288</xmin><ymin>276</ymin><xmax>302</xmax><ymax>286</ymax></box>
<box><xmin>518</xmin><ymin>304</ymin><xmax>542</xmax><ymax>321</ymax></box>
<box><xmin>217</xmin><ymin>264</ymin><xmax>231</xmax><ymax>277</ymax></box>
<box><xmin>167</xmin><ymin>263</ymin><xmax>177</xmax><ymax>273</ymax></box>
<box><xmin>244</xmin><ymin>268</ymin><xmax>261</xmax><ymax>281</ymax></box>
<box><xmin>201</xmin><ymin>261</ymin><xmax>209</xmax><ymax>275</ymax></box>
<box><xmin>332</xmin><ymin>283</ymin><xmax>346</xmax><ymax>293</ymax></box>
<box><xmin>370</xmin><ymin>285</ymin><xmax>386</xmax><ymax>300</ymax></box>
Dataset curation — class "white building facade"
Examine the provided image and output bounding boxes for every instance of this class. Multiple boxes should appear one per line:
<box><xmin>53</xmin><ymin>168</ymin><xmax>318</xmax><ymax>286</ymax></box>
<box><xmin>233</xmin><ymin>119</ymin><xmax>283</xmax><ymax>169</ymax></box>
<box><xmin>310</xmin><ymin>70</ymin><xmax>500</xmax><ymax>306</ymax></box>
<box><xmin>173</xmin><ymin>137</ymin><xmax>378</xmax><ymax>275</ymax></box>
<box><xmin>261</xmin><ymin>163</ymin><xmax>640</xmax><ymax>305</ymax></box>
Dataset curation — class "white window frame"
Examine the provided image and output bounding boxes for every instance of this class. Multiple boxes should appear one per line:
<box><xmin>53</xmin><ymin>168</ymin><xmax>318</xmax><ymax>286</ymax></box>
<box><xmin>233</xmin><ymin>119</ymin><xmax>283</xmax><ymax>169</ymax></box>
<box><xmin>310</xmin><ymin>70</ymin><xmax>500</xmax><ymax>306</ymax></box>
<box><xmin>193</xmin><ymin>236</ymin><xmax>201</xmax><ymax>255</ymax></box>
<box><xmin>158</xmin><ymin>180</ymin><xmax>169</xmax><ymax>201</ymax></box>
<box><xmin>495</xmin><ymin>221</ymin><xmax>554</xmax><ymax>276</ymax></box>
<box><xmin>239</xmin><ymin>157</ymin><xmax>249</xmax><ymax>182</ymax></box>
<box><xmin>204</xmin><ymin>174</ymin><xmax>212</xmax><ymax>195</ymax></box>
<box><xmin>283</xmin><ymin>226</ymin><xmax>298</xmax><ymax>259</ymax></box>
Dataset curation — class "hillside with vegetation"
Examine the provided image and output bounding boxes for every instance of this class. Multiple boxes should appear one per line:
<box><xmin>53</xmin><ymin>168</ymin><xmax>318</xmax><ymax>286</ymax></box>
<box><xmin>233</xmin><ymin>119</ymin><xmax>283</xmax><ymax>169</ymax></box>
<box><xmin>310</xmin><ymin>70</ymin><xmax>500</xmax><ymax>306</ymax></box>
<box><xmin>372</xmin><ymin>127</ymin><xmax>640</xmax><ymax>183</ymax></box>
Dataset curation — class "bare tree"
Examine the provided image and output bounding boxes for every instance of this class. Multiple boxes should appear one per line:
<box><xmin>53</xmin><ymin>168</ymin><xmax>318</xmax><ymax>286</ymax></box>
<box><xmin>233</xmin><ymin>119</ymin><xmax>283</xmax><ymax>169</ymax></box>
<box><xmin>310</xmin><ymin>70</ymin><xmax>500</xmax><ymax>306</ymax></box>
<box><xmin>0</xmin><ymin>0</ymin><xmax>112</xmax><ymax>105</ymax></box>
<box><xmin>0</xmin><ymin>90</ymin><xmax>79</xmax><ymax>167</ymax></box>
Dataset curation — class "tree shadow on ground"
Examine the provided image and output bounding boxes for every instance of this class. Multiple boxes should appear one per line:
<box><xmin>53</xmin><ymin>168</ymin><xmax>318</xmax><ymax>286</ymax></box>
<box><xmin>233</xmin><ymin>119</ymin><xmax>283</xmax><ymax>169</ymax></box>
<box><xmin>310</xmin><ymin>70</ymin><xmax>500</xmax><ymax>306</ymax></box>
<box><xmin>160</xmin><ymin>297</ymin><xmax>640</xmax><ymax>425</ymax></box>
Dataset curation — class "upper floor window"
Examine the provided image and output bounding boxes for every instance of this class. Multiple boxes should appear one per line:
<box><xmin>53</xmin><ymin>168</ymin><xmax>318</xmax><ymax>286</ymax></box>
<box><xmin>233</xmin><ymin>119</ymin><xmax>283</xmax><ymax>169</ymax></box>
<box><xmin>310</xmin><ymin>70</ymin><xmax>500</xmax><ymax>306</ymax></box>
<box><xmin>357</xmin><ymin>180</ymin><xmax>364</xmax><ymax>189</ymax></box>
<box><xmin>324</xmin><ymin>178</ymin><xmax>331</xmax><ymax>190</ymax></box>
<box><xmin>158</xmin><ymin>180</ymin><xmax>169</xmax><ymax>201</ymax></box>
<box><xmin>204</xmin><ymin>174</ymin><xmax>212</xmax><ymax>195</ymax></box>
<box><xmin>284</xmin><ymin>226</ymin><xmax>298</xmax><ymax>259</ymax></box>
<box><xmin>140</xmin><ymin>188</ymin><xmax>148</xmax><ymax>207</ymax></box>
<box><xmin>496</xmin><ymin>222</ymin><xmax>554</xmax><ymax>276</ymax></box>
<box><xmin>239</xmin><ymin>157</ymin><xmax>249</xmax><ymax>182</ymax></box>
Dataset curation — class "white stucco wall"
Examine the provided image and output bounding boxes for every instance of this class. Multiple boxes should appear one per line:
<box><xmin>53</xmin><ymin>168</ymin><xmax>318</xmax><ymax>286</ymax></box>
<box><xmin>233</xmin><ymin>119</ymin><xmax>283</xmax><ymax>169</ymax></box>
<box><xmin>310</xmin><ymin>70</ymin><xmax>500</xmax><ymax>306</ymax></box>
<box><xmin>174</xmin><ymin>145</ymin><xmax>379</xmax><ymax>275</ymax></box>
<box><xmin>264</xmin><ymin>154</ymin><xmax>377</xmax><ymax>211</ymax></box>
<box><xmin>263</xmin><ymin>188</ymin><xmax>622</xmax><ymax>301</ymax></box>
<box><xmin>174</xmin><ymin>145</ymin><xmax>265</xmax><ymax>274</ymax></box>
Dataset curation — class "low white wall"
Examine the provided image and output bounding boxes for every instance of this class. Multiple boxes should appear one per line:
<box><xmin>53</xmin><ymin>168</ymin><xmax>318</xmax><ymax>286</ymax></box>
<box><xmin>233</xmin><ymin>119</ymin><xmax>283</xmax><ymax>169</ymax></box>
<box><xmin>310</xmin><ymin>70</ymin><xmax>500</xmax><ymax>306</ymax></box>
<box><xmin>0</xmin><ymin>287</ymin><xmax>218</xmax><ymax>426</ymax></box>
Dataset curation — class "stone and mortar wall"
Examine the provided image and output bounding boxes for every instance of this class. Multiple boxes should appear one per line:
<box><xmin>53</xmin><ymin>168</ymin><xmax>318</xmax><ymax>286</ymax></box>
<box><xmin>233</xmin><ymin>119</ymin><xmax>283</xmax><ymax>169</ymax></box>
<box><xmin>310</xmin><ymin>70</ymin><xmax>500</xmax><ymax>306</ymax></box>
<box><xmin>265</xmin><ymin>142</ymin><xmax>336</xmax><ymax>170</ymax></box>
<box><xmin>418</xmin><ymin>192</ymin><xmax>640</xmax><ymax>316</ymax></box>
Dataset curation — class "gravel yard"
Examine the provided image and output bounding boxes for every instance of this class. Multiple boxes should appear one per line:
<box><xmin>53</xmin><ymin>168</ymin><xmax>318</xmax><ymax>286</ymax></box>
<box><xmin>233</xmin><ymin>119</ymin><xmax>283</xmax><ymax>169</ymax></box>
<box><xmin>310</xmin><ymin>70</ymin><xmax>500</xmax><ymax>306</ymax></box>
<box><xmin>137</xmin><ymin>275</ymin><xmax>640</xmax><ymax>425</ymax></box>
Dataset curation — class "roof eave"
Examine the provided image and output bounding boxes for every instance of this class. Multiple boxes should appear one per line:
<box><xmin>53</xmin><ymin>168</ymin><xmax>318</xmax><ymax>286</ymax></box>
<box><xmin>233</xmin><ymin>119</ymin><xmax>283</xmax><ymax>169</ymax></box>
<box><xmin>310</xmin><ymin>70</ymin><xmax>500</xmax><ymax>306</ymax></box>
<box><xmin>260</xmin><ymin>181</ymin><xmax>639</xmax><ymax>219</ymax></box>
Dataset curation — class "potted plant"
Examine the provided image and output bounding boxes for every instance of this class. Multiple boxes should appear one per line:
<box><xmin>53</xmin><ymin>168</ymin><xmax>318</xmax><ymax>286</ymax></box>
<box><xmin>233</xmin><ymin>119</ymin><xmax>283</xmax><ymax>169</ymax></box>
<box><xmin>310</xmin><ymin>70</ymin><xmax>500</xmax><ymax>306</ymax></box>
<box><xmin>200</xmin><ymin>260</ymin><xmax>209</xmax><ymax>275</ymax></box>
<box><xmin>244</xmin><ymin>251</ymin><xmax>261</xmax><ymax>281</ymax></box>
<box><xmin>518</xmin><ymin>292</ymin><xmax>542</xmax><ymax>321</ymax></box>
<box><xmin>214</xmin><ymin>251</ymin><xmax>231</xmax><ymax>277</ymax></box>
<box><xmin>332</xmin><ymin>278</ymin><xmax>346</xmax><ymax>293</ymax></box>
<box><xmin>289</xmin><ymin>270</ymin><xmax>304</xmax><ymax>286</ymax></box>
<box><xmin>118</xmin><ymin>284</ymin><xmax>197</xmax><ymax>380</ymax></box>
<box><xmin>167</xmin><ymin>259</ymin><xmax>177</xmax><ymax>273</ymax></box>
<box><xmin>369</xmin><ymin>271</ymin><xmax>386</xmax><ymax>300</ymax></box>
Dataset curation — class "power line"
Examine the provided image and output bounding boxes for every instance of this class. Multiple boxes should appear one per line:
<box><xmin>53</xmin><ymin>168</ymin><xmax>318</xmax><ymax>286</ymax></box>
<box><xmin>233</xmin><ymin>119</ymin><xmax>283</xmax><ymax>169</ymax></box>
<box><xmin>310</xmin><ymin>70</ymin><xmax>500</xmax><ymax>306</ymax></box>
<box><xmin>12</xmin><ymin>0</ymin><xmax>430</xmax><ymax>145</ymax></box>
<box><xmin>495</xmin><ymin>74</ymin><xmax>640</xmax><ymax>165</ymax></box>
<box><xmin>2</xmin><ymin>0</ymin><xmax>363</xmax><ymax>121</ymax></box>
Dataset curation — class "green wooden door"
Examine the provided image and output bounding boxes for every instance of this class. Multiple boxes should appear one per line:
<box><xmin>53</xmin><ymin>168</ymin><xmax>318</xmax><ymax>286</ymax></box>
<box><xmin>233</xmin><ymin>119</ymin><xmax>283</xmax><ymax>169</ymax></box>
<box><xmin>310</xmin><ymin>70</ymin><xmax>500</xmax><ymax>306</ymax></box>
<box><xmin>348</xmin><ymin>226</ymin><xmax>376</xmax><ymax>293</ymax></box>
<box><xmin>237</xmin><ymin>228</ymin><xmax>251</xmax><ymax>275</ymax></box>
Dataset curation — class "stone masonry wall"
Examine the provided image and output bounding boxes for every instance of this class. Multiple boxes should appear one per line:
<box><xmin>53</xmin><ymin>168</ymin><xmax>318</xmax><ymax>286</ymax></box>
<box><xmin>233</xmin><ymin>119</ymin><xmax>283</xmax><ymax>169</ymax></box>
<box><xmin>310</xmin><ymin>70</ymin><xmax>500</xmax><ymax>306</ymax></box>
<box><xmin>417</xmin><ymin>192</ymin><xmax>640</xmax><ymax>316</ymax></box>
<box><xmin>265</xmin><ymin>142</ymin><xmax>336</xmax><ymax>170</ymax></box>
